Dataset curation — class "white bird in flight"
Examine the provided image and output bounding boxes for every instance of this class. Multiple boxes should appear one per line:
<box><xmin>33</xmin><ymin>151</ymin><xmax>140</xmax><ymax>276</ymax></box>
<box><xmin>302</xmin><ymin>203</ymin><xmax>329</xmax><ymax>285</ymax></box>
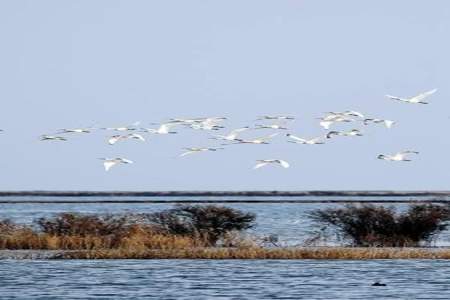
<box><xmin>235</xmin><ymin>133</ymin><xmax>279</xmax><ymax>144</ymax></box>
<box><xmin>343</xmin><ymin>110</ymin><xmax>365</xmax><ymax>119</ymax></box>
<box><xmin>189</xmin><ymin>122</ymin><xmax>223</xmax><ymax>131</ymax></box>
<box><xmin>257</xmin><ymin>115</ymin><xmax>295</xmax><ymax>121</ymax></box>
<box><xmin>326</xmin><ymin>110</ymin><xmax>365</xmax><ymax>119</ymax></box>
<box><xmin>187</xmin><ymin>117</ymin><xmax>227</xmax><ymax>131</ymax></box>
<box><xmin>101</xmin><ymin>122</ymin><xmax>141</xmax><ymax>132</ymax></box>
<box><xmin>286</xmin><ymin>134</ymin><xmax>325</xmax><ymax>145</ymax></box>
<box><xmin>319</xmin><ymin>115</ymin><xmax>353</xmax><ymax>129</ymax></box>
<box><xmin>377</xmin><ymin>151</ymin><xmax>419</xmax><ymax>162</ymax></box>
<box><xmin>386</xmin><ymin>89</ymin><xmax>437</xmax><ymax>104</ymax></box>
<box><xmin>40</xmin><ymin>135</ymin><xmax>67</xmax><ymax>141</ymax></box>
<box><xmin>99</xmin><ymin>158</ymin><xmax>134</xmax><ymax>171</ymax></box>
<box><xmin>179</xmin><ymin>147</ymin><xmax>224</xmax><ymax>157</ymax></box>
<box><xmin>211</xmin><ymin>127</ymin><xmax>250</xmax><ymax>141</ymax></box>
<box><xmin>326</xmin><ymin>129</ymin><xmax>363</xmax><ymax>139</ymax></box>
<box><xmin>255</xmin><ymin>123</ymin><xmax>289</xmax><ymax>130</ymax></box>
<box><xmin>141</xmin><ymin>123</ymin><xmax>178</xmax><ymax>134</ymax></box>
<box><xmin>107</xmin><ymin>135</ymin><xmax>125</xmax><ymax>145</ymax></box>
<box><xmin>172</xmin><ymin>116</ymin><xmax>226</xmax><ymax>123</ymax></box>
<box><xmin>168</xmin><ymin>118</ymin><xmax>201</xmax><ymax>124</ymax></box>
<box><xmin>363</xmin><ymin>118</ymin><xmax>395</xmax><ymax>128</ymax></box>
<box><xmin>108</xmin><ymin>133</ymin><xmax>145</xmax><ymax>145</ymax></box>
<box><xmin>57</xmin><ymin>127</ymin><xmax>92</xmax><ymax>134</ymax></box>
<box><xmin>253</xmin><ymin>159</ymin><xmax>290</xmax><ymax>169</ymax></box>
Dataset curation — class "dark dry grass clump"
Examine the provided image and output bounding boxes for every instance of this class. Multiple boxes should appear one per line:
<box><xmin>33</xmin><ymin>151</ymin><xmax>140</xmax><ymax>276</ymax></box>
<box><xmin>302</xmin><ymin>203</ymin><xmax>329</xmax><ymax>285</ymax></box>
<box><xmin>310</xmin><ymin>204</ymin><xmax>450</xmax><ymax>247</ymax></box>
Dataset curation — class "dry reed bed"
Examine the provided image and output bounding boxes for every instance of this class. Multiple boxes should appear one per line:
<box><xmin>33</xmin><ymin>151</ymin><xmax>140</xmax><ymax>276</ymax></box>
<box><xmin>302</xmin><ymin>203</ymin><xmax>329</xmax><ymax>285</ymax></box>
<box><xmin>60</xmin><ymin>247</ymin><xmax>450</xmax><ymax>259</ymax></box>
<box><xmin>0</xmin><ymin>227</ymin><xmax>205</xmax><ymax>251</ymax></box>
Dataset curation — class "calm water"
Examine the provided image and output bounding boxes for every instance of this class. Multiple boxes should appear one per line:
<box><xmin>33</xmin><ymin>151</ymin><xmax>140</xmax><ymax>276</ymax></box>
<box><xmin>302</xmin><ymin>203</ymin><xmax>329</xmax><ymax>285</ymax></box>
<box><xmin>1</xmin><ymin>196</ymin><xmax>449</xmax><ymax>246</ymax></box>
<box><xmin>1</xmin><ymin>260</ymin><xmax>450</xmax><ymax>299</ymax></box>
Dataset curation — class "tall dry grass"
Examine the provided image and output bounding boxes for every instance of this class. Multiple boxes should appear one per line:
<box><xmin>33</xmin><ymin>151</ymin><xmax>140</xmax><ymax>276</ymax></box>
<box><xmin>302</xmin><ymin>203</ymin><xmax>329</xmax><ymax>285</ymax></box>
<box><xmin>0</xmin><ymin>229</ymin><xmax>203</xmax><ymax>251</ymax></box>
<box><xmin>0</xmin><ymin>217</ymin><xmax>206</xmax><ymax>251</ymax></box>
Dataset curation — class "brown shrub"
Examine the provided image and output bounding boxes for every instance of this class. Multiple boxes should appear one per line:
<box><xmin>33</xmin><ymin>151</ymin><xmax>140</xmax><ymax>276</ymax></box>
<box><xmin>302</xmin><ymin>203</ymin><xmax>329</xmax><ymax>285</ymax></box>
<box><xmin>0</xmin><ymin>219</ymin><xmax>18</xmax><ymax>234</ymax></box>
<box><xmin>36</xmin><ymin>213</ymin><xmax>132</xmax><ymax>237</ymax></box>
<box><xmin>310</xmin><ymin>204</ymin><xmax>450</xmax><ymax>247</ymax></box>
<box><xmin>147</xmin><ymin>205</ymin><xmax>256</xmax><ymax>246</ymax></box>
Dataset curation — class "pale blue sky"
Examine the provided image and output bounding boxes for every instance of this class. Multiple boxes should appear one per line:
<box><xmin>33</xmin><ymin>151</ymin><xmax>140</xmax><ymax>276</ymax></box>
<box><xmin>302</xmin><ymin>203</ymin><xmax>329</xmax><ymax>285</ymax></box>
<box><xmin>0</xmin><ymin>0</ymin><xmax>449</xmax><ymax>191</ymax></box>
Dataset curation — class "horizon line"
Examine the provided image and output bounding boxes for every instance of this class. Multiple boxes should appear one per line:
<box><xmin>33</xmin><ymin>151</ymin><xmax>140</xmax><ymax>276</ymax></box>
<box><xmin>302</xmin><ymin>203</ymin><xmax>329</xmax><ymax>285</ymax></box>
<box><xmin>0</xmin><ymin>190</ymin><xmax>449</xmax><ymax>197</ymax></box>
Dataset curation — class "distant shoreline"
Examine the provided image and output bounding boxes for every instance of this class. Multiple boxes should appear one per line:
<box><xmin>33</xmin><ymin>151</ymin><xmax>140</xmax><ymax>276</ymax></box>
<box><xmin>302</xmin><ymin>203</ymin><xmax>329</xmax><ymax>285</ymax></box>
<box><xmin>1</xmin><ymin>199</ymin><xmax>450</xmax><ymax>204</ymax></box>
<box><xmin>0</xmin><ymin>190</ymin><xmax>449</xmax><ymax>197</ymax></box>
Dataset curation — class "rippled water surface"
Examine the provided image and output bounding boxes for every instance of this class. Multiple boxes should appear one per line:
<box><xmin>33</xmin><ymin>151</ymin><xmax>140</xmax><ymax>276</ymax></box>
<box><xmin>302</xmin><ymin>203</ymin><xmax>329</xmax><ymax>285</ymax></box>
<box><xmin>1</xmin><ymin>260</ymin><xmax>450</xmax><ymax>299</ymax></box>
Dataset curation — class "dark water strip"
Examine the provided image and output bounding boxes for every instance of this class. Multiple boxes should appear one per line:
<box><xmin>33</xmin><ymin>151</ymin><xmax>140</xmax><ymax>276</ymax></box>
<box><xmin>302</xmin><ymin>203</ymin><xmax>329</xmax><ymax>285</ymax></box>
<box><xmin>1</xmin><ymin>199</ymin><xmax>450</xmax><ymax>204</ymax></box>
<box><xmin>0</xmin><ymin>191</ymin><xmax>449</xmax><ymax>197</ymax></box>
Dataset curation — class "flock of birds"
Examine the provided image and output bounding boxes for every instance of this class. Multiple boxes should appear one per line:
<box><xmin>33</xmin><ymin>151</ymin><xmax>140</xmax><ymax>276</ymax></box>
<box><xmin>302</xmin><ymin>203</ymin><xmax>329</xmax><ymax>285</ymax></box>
<box><xmin>1</xmin><ymin>89</ymin><xmax>437</xmax><ymax>171</ymax></box>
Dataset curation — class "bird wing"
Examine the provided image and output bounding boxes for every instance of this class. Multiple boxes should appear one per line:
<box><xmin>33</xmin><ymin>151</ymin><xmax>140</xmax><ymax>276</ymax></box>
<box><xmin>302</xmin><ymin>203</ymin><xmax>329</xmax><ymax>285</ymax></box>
<box><xmin>179</xmin><ymin>151</ymin><xmax>195</xmax><ymax>157</ymax></box>
<box><xmin>349</xmin><ymin>129</ymin><xmax>362</xmax><ymax>135</ymax></box>
<box><xmin>410</xmin><ymin>88</ymin><xmax>437</xmax><ymax>102</ymax></box>
<box><xmin>322</xmin><ymin>114</ymin><xmax>340</xmax><ymax>121</ymax></box>
<box><xmin>228</xmin><ymin>127</ymin><xmax>250</xmax><ymax>138</ymax></box>
<box><xmin>202</xmin><ymin>118</ymin><xmax>221</xmax><ymax>127</ymax></box>
<box><xmin>399</xmin><ymin>150</ymin><xmax>418</xmax><ymax>155</ymax></box>
<box><xmin>253</xmin><ymin>162</ymin><xmax>268</xmax><ymax>169</ymax></box>
<box><xmin>287</xmin><ymin>134</ymin><xmax>307</xmax><ymax>143</ymax></box>
<box><xmin>363</xmin><ymin>118</ymin><xmax>373</xmax><ymax>125</ymax></box>
<box><xmin>278</xmin><ymin>160</ymin><xmax>290</xmax><ymax>168</ymax></box>
<box><xmin>326</xmin><ymin>131</ymin><xmax>339</xmax><ymax>138</ymax></box>
<box><xmin>189</xmin><ymin>123</ymin><xmax>202</xmax><ymax>130</ymax></box>
<box><xmin>386</xmin><ymin>95</ymin><xmax>408</xmax><ymax>102</ymax></box>
<box><xmin>384</xmin><ymin>120</ymin><xmax>395</xmax><ymax>128</ymax></box>
<box><xmin>319</xmin><ymin>121</ymin><xmax>333</xmax><ymax>129</ymax></box>
<box><xmin>346</xmin><ymin>111</ymin><xmax>364</xmax><ymax>118</ymax></box>
<box><xmin>158</xmin><ymin>123</ymin><xmax>176</xmax><ymax>133</ymax></box>
<box><xmin>131</xmin><ymin>134</ymin><xmax>145</xmax><ymax>141</ymax></box>
<box><xmin>120</xmin><ymin>158</ymin><xmax>134</xmax><ymax>164</ymax></box>
<box><xmin>163</xmin><ymin>122</ymin><xmax>177</xmax><ymax>128</ymax></box>
<box><xmin>211</xmin><ymin>134</ymin><xmax>226</xmax><ymax>140</ymax></box>
<box><xmin>309</xmin><ymin>137</ymin><xmax>323</xmax><ymax>143</ymax></box>
<box><xmin>108</xmin><ymin>136</ymin><xmax>121</xmax><ymax>145</ymax></box>
<box><xmin>258</xmin><ymin>133</ymin><xmax>279</xmax><ymax>141</ymax></box>
<box><xmin>231</xmin><ymin>127</ymin><xmax>250</xmax><ymax>134</ymax></box>
<box><xmin>103</xmin><ymin>161</ymin><xmax>117</xmax><ymax>171</ymax></box>
<box><xmin>142</xmin><ymin>128</ymin><xmax>157</xmax><ymax>133</ymax></box>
